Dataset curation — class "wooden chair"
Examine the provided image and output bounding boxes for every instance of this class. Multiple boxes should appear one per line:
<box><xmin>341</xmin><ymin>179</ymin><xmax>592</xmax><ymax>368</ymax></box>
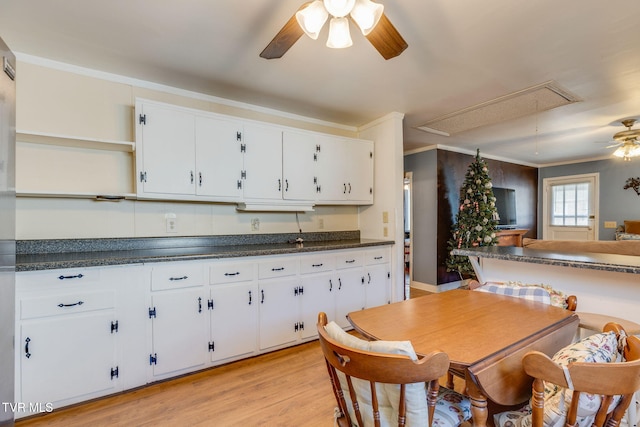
<box><xmin>524</xmin><ymin>322</ymin><xmax>640</xmax><ymax>427</ymax></box>
<box><xmin>317</xmin><ymin>312</ymin><xmax>470</xmax><ymax>427</ymax></box>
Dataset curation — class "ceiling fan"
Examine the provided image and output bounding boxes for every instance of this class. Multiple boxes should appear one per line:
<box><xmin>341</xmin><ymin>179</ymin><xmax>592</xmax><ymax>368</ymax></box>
<box><xmin>260</xmin><ymin>0</ymin><xmax>408</xmax><ymax>60</ymax></box>
<box><xmin>606</xmin><ymin>119</ymin><xmax>640</xmax><ymax>161</ymax></box>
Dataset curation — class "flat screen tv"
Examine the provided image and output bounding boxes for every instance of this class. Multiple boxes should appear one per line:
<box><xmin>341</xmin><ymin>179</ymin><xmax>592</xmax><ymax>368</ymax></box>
<box><xmin>493</xmin><ymin>187</ymin><xmax>517</xmax><ymax>229</ymax></box>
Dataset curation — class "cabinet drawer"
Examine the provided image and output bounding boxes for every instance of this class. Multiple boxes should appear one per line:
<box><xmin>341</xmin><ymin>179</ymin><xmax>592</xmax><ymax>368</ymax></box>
<box><xmin>210</xmin><ymin>262</ymin><xmax>255</xmax><ymax>284</ymax></box>
<box><xmin>335</xmin><ymin>252</ymin><xmax>364</xmax><ymax>269</ymax></box>
<box><xmin>299</xmin><ymin>254</ymin><xmax>335</xmax><ymax>274</ymax></box>
<box><xmin>258</xmin><ymin>258</ymin><xmax>298</xmax><ymax>279</ymax></box>
<box><xmin>17</xmin><ymin>268</ymin><xmax>101</xmax><ymax>288</ymax></box>
<box><xmin>20</xmin><ymin>290</ymin><xmax>116</xmax><ymax>320</ymax></box>
<box><xmin>151</xmin><ymin>263</ymin><xmax>205</xmax><ymax>291</ymax></box>
<box><xmin>365</xmin><ymin>248</ymin><xmax>389</xmax><ymax>265</ymax></box>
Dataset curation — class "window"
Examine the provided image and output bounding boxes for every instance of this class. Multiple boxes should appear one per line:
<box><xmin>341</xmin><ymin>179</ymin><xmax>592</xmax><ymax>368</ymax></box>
<box><xmin>551</xmin><ymin>182</ymin><xmax>590</xmax><ymax>226</ymax></box>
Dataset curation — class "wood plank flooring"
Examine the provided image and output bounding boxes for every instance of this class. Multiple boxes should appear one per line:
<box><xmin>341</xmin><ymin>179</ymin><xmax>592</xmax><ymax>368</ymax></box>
<box><xmin>16</xmin><ymin>340</ymin><xmax>336</xmax><ymax>427</ymax></box>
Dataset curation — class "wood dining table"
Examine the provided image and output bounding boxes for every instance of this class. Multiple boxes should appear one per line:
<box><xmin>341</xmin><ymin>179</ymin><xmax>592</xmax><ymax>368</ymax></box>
<box><xmin>347</xmin><ymin>289</ymin><xmax>579</xmax><ymax>427</ymax></box>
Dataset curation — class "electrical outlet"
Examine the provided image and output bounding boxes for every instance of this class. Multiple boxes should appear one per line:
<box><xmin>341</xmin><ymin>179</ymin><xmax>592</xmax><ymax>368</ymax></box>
<box><xmin>318</xmin><ymin>218</ymin><xmax>324</xmax><ymax>229</ymax></box>
<box><xmin>251</xmin><ymin>218</ymin><xmax>260</xmax><ymax>231</ymax></box>
<box><xmin>165</xmin><ymin>213</ymin><xmax>177</xmax><ymax>233</ymax></box>
<box><xmin>604</xmin><ymin>221</ymin><xmax>617</xmax><ymax>229</ymax></box>
<box><xmin>383</xmin><ymin>226</ymin><xmax>388</xmax><ymax>237</ymax></box>
<box><xmin>382</xmin><ymin>211</ymin><xmax>389</xmax><ymax>224</ymax></box>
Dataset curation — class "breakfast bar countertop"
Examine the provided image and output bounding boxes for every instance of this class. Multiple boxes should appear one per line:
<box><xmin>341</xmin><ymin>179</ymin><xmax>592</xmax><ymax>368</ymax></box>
<box><xmin>16</xmin><ymin>231</ymin><xmax>394</xmax><ymax>272</ymax></box>
<box><xmin>452</xmin><ymin>245</ymin><xmax>640</xmax><ymax>275</ymax></box>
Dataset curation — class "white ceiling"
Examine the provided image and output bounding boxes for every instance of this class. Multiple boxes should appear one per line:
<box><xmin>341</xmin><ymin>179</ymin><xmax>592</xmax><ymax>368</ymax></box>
<box><xmin>2</xmin><ymin>0</ymin><xmax>640</xmax><ymax>166</ymax></box>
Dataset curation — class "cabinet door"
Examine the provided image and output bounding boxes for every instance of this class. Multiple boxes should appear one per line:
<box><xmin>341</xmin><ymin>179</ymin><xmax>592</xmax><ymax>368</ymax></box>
<box><xmin>195</xmin><ymin>115</ymin><xmax>243</xmax><ymax>200</ymax></box>
<box><xmin>150</xmin><ymin>288</ymin><xmax>208</xmax><ymax>378</ymax></box>
<box><xmin>315</xmin><ymin>135</ymin><xmax>346</xmax><ymax>201</ymax></box>
<box><xmin>209</xmin><ymin>282</ymin><xmax>258</xmax><ymax>362</ymax></box>
<box><xmin>299</xmin><ymin>273</ymin><xmax>335</xmax><ymax>339</ymax></box>
<box><xmin>316</xmin><ymin>136</ymin><xmax>373</xmax><ymax>203</ymax></box>
<box><xmin>365</xmin><ymin>264</ymin><xmax>390</xmax><ymax>308</ymax></box>
<box><xmin>346</xmin><ymin>139</ymin><xmax>374</xmax><ymax>203</ymax></box>
<box><xmin>137</xmin><ymin>102</ymin><xmax>196</xmax><ymax>196</ymax></box>
<box><xmin>282</xmin><ymin>130</ymin><xmax>318</xmax><ymax>201</ymax></box>
<box><xmin>242</xmin><ymin>123</ymin><xmax>283</xmax><ymax>200</ymax></box>
<box><xmin>19</xmin><ymin>312</ymin><xmax>117</xmax><ymax>405</ymax></box>
<box><xmin>334</xmin><ymin>269</ymin><xmax>365</xmax><ymax>328</ymax></box>
<box><xmin>258</xmin><ymin>278</ymin><xmax>300</xmax><ymax>350</ymax></box>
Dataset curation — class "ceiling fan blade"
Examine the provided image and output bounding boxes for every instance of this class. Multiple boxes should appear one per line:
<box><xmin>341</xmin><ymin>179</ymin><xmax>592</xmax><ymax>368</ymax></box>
<box><xmin>260</xmin><ymin>5</ymin><xmax>307</xmax><ymax>59</ymax></box>
<box><xmin>365</xmin><ymin>13</ymin><xmax>408</xmax><ymax>60</ymax></box>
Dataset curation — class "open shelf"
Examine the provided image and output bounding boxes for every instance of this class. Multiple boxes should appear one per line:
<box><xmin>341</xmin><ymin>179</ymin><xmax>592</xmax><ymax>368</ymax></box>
<box><xmin>17</xmin><ymin>130</ymin><xmax>135</xmax><ymax>152</ymax></box>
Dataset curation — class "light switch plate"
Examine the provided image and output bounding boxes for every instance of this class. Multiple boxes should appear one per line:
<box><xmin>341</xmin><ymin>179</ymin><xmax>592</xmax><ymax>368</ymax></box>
<box><xmin>604</xmin><ymin>221</ymin><xmax>617</xmax><ymax>229</ymax></box>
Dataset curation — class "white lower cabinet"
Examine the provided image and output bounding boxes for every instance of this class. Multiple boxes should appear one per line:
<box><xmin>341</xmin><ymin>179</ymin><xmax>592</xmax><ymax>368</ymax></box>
<box><xmin>148</xmin><ymin>262</ymin><xmax>208</xmax><ymax>380</ymax></box>
<box><xmin>209</xmin><ymin>260</ymin><xmax>258</xmax><ymax>363</ymax></box>
<box><xmin>15</xmin><ymin>245</ymin><xmax>392</xmax><ymax>415</ymax></box>
<box><xmin>15</xmin><ymin>265</ymin><xmax>147</xmax><ymax>417</ymax></box>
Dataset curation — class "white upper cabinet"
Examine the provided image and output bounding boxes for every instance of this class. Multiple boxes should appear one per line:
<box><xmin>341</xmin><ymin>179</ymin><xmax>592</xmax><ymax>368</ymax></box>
<box><xmin>135</xmin><ymin>99</ymin><xmax>373</xmax><ymax>207</ymax></box>
<box><xmin>195</xmin><ymin>115</ymin><xmax>243</xmax><ymax>201</ymax></box>
<box><xmin>241</xmin><ymin>122</ymin><xmax>283</xmax><ymax>201</ymax></box>
<box><xmin>136</xmin><ymin>101</ymin><xmax>196</xmax><ymax>197</ymax></box>
<box><xmin>317</xmin><ymin>136</ymin><xmax>373</xmax><ymax>204</ymax></box>
<box><xmin>282</xmin><ymin>130</ymin><xmax>320</xmax><ymax>201</ymax></box>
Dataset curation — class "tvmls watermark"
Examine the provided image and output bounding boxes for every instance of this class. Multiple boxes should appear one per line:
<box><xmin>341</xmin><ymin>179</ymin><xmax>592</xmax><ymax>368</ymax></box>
<box><xmin>2</xmin><ymin>402</ymin><xmax>54</xmax><ymax>413</ymax></box>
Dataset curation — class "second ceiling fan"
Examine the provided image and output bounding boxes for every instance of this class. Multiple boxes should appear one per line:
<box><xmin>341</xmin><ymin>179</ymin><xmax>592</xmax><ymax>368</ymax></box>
<box><xmin>260</xmin><ymin>0</ymin><xmax>408</xmax><ymax>60</ymax></box>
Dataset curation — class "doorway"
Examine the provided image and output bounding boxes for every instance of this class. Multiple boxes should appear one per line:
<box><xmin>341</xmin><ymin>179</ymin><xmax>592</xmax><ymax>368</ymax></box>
<box><xmin>403</xmin><ymin>172</ymin><xmax>412</xmax><ymax>299</ymax></box>
<box><xmin>542</xmin><ymin>173</ymin><xmax>599</xmax><ymax>240</ymax></box>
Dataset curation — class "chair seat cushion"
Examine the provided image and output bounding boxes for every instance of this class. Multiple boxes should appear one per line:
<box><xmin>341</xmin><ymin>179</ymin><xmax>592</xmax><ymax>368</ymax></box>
<box><xmin>474</xmin><ymin>283</ymin><xmax>552</xmax><ymax>305</ymax></box>
<box><xmin>324</xmin><ymin>321</ymin><xmax>471</xmax><ymax>427</ymax></box>
<box><xmin>493</xmin><ymin>331</ymin><xmax>621</xmax><ymax>427</ymax></box>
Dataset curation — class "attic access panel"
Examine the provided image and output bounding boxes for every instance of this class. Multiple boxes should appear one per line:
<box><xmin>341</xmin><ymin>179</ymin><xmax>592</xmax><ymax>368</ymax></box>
<box><xmin>417</xmin><ymin>81</ymin><xmax>581</xmax><ymax>136</ymax></box>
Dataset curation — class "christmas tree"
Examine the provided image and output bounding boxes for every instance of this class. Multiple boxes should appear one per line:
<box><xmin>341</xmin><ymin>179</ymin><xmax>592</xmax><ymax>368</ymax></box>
<box><xmin>446</xmin><ymin>149</ymin><xmax>499</xmax><ymax>278</ymax></box>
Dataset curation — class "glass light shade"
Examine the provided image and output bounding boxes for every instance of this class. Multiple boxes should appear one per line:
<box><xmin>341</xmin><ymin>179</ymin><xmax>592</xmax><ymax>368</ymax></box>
<box><xmin>350</xmin><ymin>0</ymin><xmax>383</xmax><ymax>35</ymax></box>
<box><xmin>613</xmin><ymin>142</ymin><xmax>640</xmax><ymax>161</ymax></box>
<box><xmin>296</xmin><ymin>0</ymin><xmax>328</xmax><ymax>40</ymax></box>
<box><xmin>326</xmin><ymin>17</ymin><xmax>353</xmax><ymax>48</ymax></box>
<box><xmin>323</xmin><ymin>0</ymin><xmax>356</xmax><ymax>18</ymax></box>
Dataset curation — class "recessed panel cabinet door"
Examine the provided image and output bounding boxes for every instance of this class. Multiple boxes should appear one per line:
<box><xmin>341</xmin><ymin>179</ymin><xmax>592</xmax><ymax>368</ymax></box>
<box><xmin>19</xmin><ymin>312</ymin><xmax>117</xmax><ymax>405</ymax></box>
<box><xmin>299</xmin><ymin>273</ymin><xmax>335</xmax><ymax>339</ymax></box>
<box><xmin>150</xmin><ymin>289</ymin><xmax>208</xmax><ymax>378</ymax></box>
<box><xmin>137</xmin><ymin>102</ymin><xmax>196</xmax><ymax>195</ymax></box>
<box><xmin>195</xmin><ymin>115</ymin><xmax>243</xmax><ymax>200</ymax></box>
<box><xmin>242</xmin><ymin>123</ymin><xmax>283</xmax><ymax>200</ymax></box>
<box><xmin>365</xmin><ymin>264</ymin><xmax>390</xmax><ymax>308</ymax></box>
<box><xmin>334</xmin><ymin>269</ymin><xmax>365</xmax><ymax>328</ymax></box>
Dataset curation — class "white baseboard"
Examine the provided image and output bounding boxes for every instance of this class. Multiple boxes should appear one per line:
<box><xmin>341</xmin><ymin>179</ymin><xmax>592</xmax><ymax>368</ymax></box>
<box><xmin>410</xmin><ymin>280</ymin><xmax>462</xmax><ymax>293</ymax></box>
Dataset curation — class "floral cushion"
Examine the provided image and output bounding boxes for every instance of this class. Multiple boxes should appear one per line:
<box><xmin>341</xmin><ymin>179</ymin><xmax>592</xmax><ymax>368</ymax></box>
<box><xmin>324</xmin><ymin>321</ymin><xmax>471</xmax><ymax>427</ymax></box>
<box><xmin>494</xmin><ymin>332</ymin><xmax>621</xmax><ymax>427</ymax></box>
<box><xmin>616</xmin><ymin>232</ymin><xmax>640</xmax><ymax>241</ymax></box>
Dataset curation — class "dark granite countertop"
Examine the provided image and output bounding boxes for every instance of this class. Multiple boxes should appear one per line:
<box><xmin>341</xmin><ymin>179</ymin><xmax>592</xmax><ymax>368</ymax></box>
<box><xmin>16</xmin><ymin>231</ymin><xmax>394</xmax><ymax>272</ymax></box>
<box><xmin>452</xmin><ymin>246</ymin><xmax>640</xmax><ymax>275</ymax></box>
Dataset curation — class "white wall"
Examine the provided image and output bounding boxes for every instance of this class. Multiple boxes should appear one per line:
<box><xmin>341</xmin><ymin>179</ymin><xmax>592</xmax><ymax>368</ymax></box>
<box><xmin>358</xmin><ymin>113</ymin><xmax>405</xmax><ymax>301</ymax></box>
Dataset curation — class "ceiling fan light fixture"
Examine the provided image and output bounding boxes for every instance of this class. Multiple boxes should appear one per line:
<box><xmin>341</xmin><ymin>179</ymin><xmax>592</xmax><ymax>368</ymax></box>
<box><xmin>323</xmin><ymin>0</ymin><xmax>356</xmax><ymax>18</ymax></box>
<box><xmin>326</xmin><ymin>17</ymin><xmax>353</xmax><ymax>48</ymax></box>
<box><xmin>296</xmin><ymin>0</ymin><xmax>328</xmax><ymax>40</ymax></box>
<box><xmin>613</xmin><ymin>141</ymin><xmax>640</xmax><ymax>162</ymax></box>
<box><xmin>350</xmin><ymin>0</ymin><xmax>383</xmax><ymax>35</ymax></box>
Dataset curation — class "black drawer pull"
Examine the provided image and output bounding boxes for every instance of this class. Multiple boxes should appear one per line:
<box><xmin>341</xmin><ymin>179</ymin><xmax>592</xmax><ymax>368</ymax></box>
<box><xmin>345</xmin><ymin>259</ymin><xmax>356</xmax><ymax>264</ymax></box>
<box><xmin>58</xmin><ymin>301</ymin><xmax>84</xmax><ymax>308</ymax></box>
<box><xmin>271</xmin><ymin>267</ymin><xmax>285</xmax><ymax>271</ymax></box>
<box><xmin>169</xmin><ymin>276</ymin><xmax>188</xmax><ymax>281</ymax></box>
<box><xmin>224</xmin><ymin>272</ymin><xmax>240</xmax><ymax>276</ymax></box>
<box><xmin>58</xmin><ymin>274</ymin><xmax>84</xmax><ymax>280</ymax></box>
<box><xmin>312</xmin><ymin>263</ymin><xmax>323</xmax><ymax>267</ymax></box>
<box><xmin>25</xmin><ymin>337</ymin><xmax>31</xmax><ymax>359</ymax></box>
<box><xmin>374</xmin><ymin>256</ymin><xmax>383</xmax><ymax>260</ymax></box>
